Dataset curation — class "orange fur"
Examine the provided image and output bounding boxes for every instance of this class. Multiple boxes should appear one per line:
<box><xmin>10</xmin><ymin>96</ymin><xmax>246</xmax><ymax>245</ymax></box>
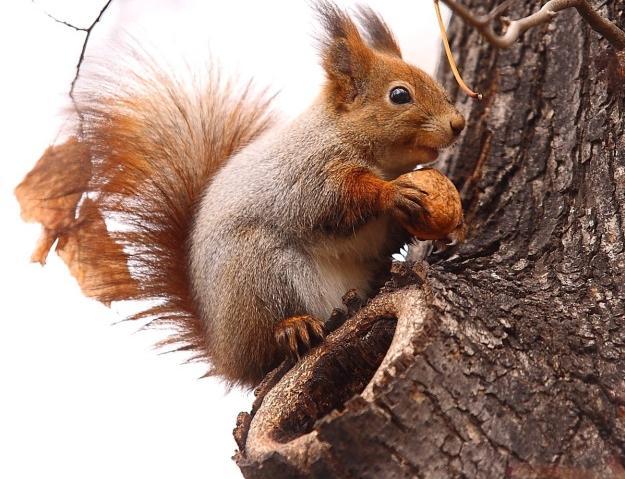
<box><xmin>18</xmin><ymin>59</ymin><xmax>274</xmax><ymax>368</ymax></box>
<box><xmin>316</xmin><ymin>1</ymin><xmax>374</xmax><ymax>106</ymax></box>
<box><xmin>316</xmin><ymin>2</ymin><xmax>464</xmax><ymax>178</ymax></box>
<box><xmin>323</xmin><ymin>162</ymin><xmax>396</xmax><ymax>231</ymax></box>
<box><xmin>84</xmin><ymin>79</ymin><xmax>273</xmax><ymax>363</ymax></box>
<box><xmin>274</xmin><ymin>316</ymin><xmax>325</xmax><ymax>359</ymax></box>
<box><xmin>17</xmin><ymin>3</ymin><xmax>463</xmax><ymax>385</ymax></box>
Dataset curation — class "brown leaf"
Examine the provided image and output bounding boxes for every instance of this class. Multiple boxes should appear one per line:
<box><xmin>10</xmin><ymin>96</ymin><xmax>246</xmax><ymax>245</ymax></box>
<box><xmin>15</xmin><ymin>138</ymin><xmax>90</xmax><ymax>264</ymax></box>
<box><xmin>15</xmin><ymin>138</ymin><xmax>137</xmax><ymax>303</ymax></box>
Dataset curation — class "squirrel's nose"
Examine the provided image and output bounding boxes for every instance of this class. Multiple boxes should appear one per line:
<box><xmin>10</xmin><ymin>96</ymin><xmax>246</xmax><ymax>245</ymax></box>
<box><xmin>450</xmin><ymin>114</ymin><xmax>465</xmax><ymax>136</ymax></box>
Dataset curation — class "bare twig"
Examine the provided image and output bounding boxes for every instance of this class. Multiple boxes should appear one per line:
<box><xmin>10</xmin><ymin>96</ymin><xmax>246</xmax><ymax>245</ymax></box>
<box><xmin>433</xmin><ymin>0</ymin><xmax>483</xmax><ymax>99</ymax></box>
<box><xmin>68</xmin><ymin>1</ymin><xmax>113</xmax><ymax>99</ymax></box>
<box><xmin>440</xmin><ymin>0</ymin><xmax>625</xmax><ymax>50</ymax></box>
<box><xmin>33</xmin><ymin>0</ymin><xmax>113</xmax><ymax>99</ymax></box>
<box><xmin>575</xmin><ymin>0</ymin><xmax>625</xmax><ymax>50</ymax></box>
<box><xmin>40</xmin><ymin>11</ymin><xmax>88</xmax><ymax>32</ymax></box>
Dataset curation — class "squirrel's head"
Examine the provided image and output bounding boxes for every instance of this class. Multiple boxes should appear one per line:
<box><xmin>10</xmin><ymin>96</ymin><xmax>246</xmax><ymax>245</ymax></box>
<box><xmin>317</xmin><ymin>2</ymin><xmax>465</xmax><ymax>177</ymax></box>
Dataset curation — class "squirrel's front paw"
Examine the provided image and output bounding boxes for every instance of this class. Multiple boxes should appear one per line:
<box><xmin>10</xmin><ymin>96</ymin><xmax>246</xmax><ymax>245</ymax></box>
<box><xmin>389</xmin><ymin>176</ymin><xmax>432</xmax><ymax>226</ymax></box>
<box><xmin>275</xmin><ymin>315</ymin><xmax>325</xmax><ymax>360</ymax></box>
<box><xmin>389</xmin><ymin>169</ymin><xmax>465</xmax><ymax>242</ymax></box>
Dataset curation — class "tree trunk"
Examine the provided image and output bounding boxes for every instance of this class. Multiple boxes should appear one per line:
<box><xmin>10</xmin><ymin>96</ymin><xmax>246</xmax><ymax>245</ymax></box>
<box><xmin>234</xmin><ymin>1</ymin><xmax>625</xmax><ymax>477</ymax></box>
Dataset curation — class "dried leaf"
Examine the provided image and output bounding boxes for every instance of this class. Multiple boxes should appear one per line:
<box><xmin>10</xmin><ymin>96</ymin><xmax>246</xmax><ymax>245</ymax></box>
<box><xmin>15</xmin><ymin>138</ymin><xmax>137</xmax><ymax>303</ymax></box>
<box><xmin>15</xmin><ymin>138</ymin><xmax>90</xmax><ymax>264</ymax></box>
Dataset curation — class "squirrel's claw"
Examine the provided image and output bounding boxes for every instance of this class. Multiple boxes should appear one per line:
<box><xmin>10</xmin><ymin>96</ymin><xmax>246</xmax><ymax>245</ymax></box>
<box><xmin>390</xmin><ymin>176</ymin><xmax>432</xmax><ymax>226</ymax></box>
<box><xmin>393</xmin><ymin>188</ymin><xmax>432</xmax><ymax>226</ymax></box>
<box><xmin>274</xmin><ymin>315</ymin><xmax>326</xmax><ymax>360</ymax></box>
<box><xmin>432</xmin><ymin>222</ymin><xmax>467</xmax><ymax>254</ymax></box>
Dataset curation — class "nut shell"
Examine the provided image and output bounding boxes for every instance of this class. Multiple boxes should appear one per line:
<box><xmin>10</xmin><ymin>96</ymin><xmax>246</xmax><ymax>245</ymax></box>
<box><xmin>398</xmin><ymin>168</ymin><xmax>465</xmax><ymax>241</ymax></box>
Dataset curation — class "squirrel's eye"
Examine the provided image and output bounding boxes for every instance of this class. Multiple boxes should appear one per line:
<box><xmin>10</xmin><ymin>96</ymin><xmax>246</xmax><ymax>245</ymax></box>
<box><xmin>389</xmin><ymin>86</ymin><xmax>412</xmax><ymax>105</ymax></box>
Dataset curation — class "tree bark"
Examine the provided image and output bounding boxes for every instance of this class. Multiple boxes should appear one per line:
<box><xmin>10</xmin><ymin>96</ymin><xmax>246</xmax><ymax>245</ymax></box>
<box><xmin>235</xmin><ymin>1</ymin><xmax>625</xmax><ymax>477</ymax></box>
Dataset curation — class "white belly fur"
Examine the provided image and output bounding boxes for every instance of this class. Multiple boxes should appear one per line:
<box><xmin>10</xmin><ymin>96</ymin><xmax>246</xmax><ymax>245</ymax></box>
<box><xmin>303</xmin><ymin>217</ymin><xmax>391</xmax><ymax>320</ymax></box>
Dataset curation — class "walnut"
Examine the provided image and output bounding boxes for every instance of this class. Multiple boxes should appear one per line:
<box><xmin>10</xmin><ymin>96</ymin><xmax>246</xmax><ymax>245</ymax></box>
<box><xmin>398</xmin><ymin>168</ymin><xmax>465</xmax><ymax>242</ymax></box>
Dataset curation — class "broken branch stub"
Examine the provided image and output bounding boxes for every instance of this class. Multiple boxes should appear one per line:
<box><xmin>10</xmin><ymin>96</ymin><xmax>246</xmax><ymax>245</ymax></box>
<box><xmin>234</xmin><ymin>262</ymin><xmax>434</xmax><ymax>478</ymax></box>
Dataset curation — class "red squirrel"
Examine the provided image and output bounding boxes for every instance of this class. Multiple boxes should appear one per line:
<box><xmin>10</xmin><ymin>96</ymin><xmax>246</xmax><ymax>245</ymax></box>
<box><xmin>17</xmin><ymin>2</ymin><xmax>464</xmax><ymax>387</ymax></box>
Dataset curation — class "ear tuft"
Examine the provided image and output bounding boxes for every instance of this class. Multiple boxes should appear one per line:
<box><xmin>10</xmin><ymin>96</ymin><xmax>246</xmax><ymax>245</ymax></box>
<box><xmin>315</xmin><ymin>1</ymin><xmax>372</xmax><ymax>105</ymax></box>
<box><xmin>355</xmin><ymin>6</ymin><xmax>402</xmax><ymax>59</ymax></box>
<box><xmin>315</xmin><ymin>1</ymin><xmax>359</xmax><ymax>46</ymax></box>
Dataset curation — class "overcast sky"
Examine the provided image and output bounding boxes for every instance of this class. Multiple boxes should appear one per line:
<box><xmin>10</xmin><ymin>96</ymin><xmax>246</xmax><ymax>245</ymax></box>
<box><xmin>0</xmin><ymin>1</ymin><xmax>448</xmax><ymax>478</ymax></box>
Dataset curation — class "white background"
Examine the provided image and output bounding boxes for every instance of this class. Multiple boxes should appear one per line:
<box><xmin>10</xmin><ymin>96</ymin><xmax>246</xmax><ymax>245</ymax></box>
<box><xmin>0</xmin><ymin>1</ymin><xmax>447</xmax><ymax>478</ymax></box>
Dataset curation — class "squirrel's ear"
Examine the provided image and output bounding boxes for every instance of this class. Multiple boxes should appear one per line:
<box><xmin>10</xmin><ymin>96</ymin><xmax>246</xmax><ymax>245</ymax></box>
<box><xmin>355</xmin><ymin>6</ymin><xmax>402</xmax><ymax>59</ymax></box>
<box><xmin>316</xmin><ymin>1</ymin><xmax>373</xmax><ymax>106</ymax></box>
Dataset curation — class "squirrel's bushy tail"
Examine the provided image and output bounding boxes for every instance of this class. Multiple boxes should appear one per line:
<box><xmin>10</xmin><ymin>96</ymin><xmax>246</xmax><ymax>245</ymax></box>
<box><xmin>16</xmin><ymin>50</ymin><xmax>274</xmax><ymax>366</ymax></box>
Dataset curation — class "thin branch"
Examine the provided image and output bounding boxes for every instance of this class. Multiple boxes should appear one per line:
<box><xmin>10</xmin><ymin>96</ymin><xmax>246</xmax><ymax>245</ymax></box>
<box><xmin>33</xmin><ymin>0</ymin><xmax>113</xmax><ymax>100</ymax></box>
<box><xmin>69</xmin><ymin>0</ymin><xmax>113</xmax><ymax>100</ymax></box>
<box><xmin>575</xmin><ymin>0</ymin><xmax>625</xmax><ymax>50</ymax></box>
<box><xmin>440</xmin><ymin>0</ymin><xmax>625</xmax><ymax>51</ymax></box>
<box><xmin>40</xmin><ymin>11</ymin><xmax>88</xmax><ymax>32</ymax></box>
<box><xmin>433</xmin><ymin>0</ymin><xmax>483</xmax><ymax>99</ymax></box>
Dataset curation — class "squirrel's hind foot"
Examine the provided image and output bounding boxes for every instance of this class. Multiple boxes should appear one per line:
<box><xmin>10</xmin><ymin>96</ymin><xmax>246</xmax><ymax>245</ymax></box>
<box><xmin>274</xmin><ymin>315</ymin><xmax>326</xmax><ymax>360</ymax></box>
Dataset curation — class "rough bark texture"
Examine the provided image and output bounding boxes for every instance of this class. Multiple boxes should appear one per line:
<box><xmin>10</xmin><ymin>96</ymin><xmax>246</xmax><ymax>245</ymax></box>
<box><xmin>235</xmin><ymin>1</ymin><xmax>625</xmax><ymax>477</ymax></box>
